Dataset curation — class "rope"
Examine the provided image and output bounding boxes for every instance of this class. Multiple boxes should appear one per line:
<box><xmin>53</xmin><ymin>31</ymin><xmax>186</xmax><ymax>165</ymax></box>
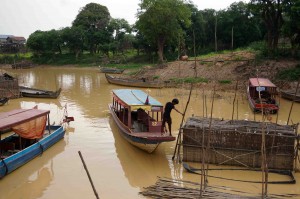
<box><xmin>1</xmin><ymin>159</ymin><xmax>9</xmax><ymax>175</ymax></box>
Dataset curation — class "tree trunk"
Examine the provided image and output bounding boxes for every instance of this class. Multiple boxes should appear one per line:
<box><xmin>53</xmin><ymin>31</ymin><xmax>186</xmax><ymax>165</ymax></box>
<box><xmin>157</xmin><ymin>36</ymin><xmax>165</xmax><ymax>63</ymax></box>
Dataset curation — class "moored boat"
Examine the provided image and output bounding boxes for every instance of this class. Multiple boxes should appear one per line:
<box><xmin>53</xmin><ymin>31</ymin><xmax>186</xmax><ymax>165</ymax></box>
<box><xmin>0</xmin><ymin>108</ymin><xmax>66</xmax><ymax>178</ymax></box>
<box><xmin>99</xmin><ymin>67</ymin><xmax>125</xmax><ymax>74</ymax></box>
<box><xmin>0</xmin><ymin>97</ymin><xmax>9</xmax><ymax>106</ymax></box>
<box><xmin>19</xmin><ymin>86</ymin><xmax>61</xmax><ymax>99</ymax></box>
<box><xmin>280</xmin><ymin>89</ymin><xmax>300</xmax><ymax>102</ymax></box>
<box><xmin>247</xmin><ymin>78</ymin><xmax>279</xmax><ymax>114</ymax></box>
<box><xmin>105</xmin><ymin>73</ymin><xmax>164</xmax><ymax>88</ymax></box>
<box><xmin>108</xmin><ymin>89</ymin><xmax>175</xmax><ymax>153</ymax></box>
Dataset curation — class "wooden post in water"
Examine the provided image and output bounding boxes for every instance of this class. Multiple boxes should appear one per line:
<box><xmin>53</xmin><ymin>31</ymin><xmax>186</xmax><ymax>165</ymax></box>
<box><xmin>287</xmin><ymin>78</ymin><xmax>300</xmax><ymax>125</ymax></box>
<box><xmin>78</xmin><ymin>151</ymin><xmax>100</xmax><ymax>199</ymax></box>
<box><xmin>231</xmin><ymin>80</ymin><xmax>238</xmax><ymax>122</ymax></box>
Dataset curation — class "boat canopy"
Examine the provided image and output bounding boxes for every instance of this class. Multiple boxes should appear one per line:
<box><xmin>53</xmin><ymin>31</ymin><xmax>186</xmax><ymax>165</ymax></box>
<box><xmin>0</xmin><ymin>109</ymin><xmax>49</xmax><ymax>139</ymax></box>
<box><xmin>112</xmin><ymin>89</ymin><xmax>162</xmax><ymax>111</ymax></box>
<box><xmin>249</xmin><ymin>78</ymin><xmax>277</xmax><ymax>88</ymax></box>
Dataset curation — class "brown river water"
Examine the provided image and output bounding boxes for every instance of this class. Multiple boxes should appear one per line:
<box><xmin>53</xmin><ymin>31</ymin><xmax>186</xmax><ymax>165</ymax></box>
<box><xmin>0</xmin><ymin>66</ymin><xmax>300</xmax><ymax>199</ymax></box>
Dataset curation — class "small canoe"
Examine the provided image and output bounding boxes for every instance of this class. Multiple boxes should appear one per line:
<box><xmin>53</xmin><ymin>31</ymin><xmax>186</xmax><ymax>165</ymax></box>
<box><xmin>280</xmin><ymin>90</ymin><xmax>300</xmax><ymax>102</ymax></box>
<box><xmin>20</xmin><ymin>86</ymin><xmax>61</xmax><ymax>99</ymax></box>
<box><xmin>105</xmin><ymin>73</ymin><xmax>164</xmax><ymax>88</ymax></box>
<box><xmin>109</xmin><ymin>89</ymin><xmax>175</xmax><ymax>153</ymax></box>
<box><xmin>0</xmin><ymin>97</ymin><xmax>9</xmax><ymax>106</ymax></box>
<box><xmin>0</xmin><ymin>109</ymin><xmax>65</xmax><ymax>178</ymax></box>
<box><xmin>99</xmin><ymin>67</ymin><xmax>125</xmax><ymax>74</ymax></box>
<box><xmin>247</xmin><ymin>78</ymin><xmax>279</xmax><ymax>114</ymax></box>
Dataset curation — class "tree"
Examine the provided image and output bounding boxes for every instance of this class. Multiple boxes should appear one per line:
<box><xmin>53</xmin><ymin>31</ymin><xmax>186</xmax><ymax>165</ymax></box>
<box><xmin>218</xmin><ymin>2</ymin><xmax>264</xmax><ymax>49</ymax></box>
<box><xmin>136</xmin><ymin>0</ymin><xmax>191</xmax><ymax>63</ymax></box>
<box><xmin>282</xmin><ymin>0</ymin><xmax>300</xmax><ymax>56</ymax></box>
<box><xmin>108</xmin><ymin>18</ymin><xmax>132</xmax><ymax>54</ymax></box>
<box><xmin>61</xmin><ymin>27</ymin><xmax>85</xmax><ymax>58</ymax></box>
<box><xmin>250</xmin><ymin>0</ymin><xmax>285</xmax><ymax>53</ymax></box>
<box><xmin>72</xmin><ymin>3</ymin><xmax>111</xmax><ymax>54</ymax></box>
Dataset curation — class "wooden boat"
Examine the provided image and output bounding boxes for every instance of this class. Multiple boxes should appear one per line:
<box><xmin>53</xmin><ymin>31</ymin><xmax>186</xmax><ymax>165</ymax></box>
<box><xmin>280</xmin><ymin>89</ymin><xmax>300</xmax><ymax>102</ymax></box>
<box><xmin>0</xmin><ymin>109</ymin><xmax>66</xmax><ymax>178</ymax></box>
<box><xmin>11</xmin><ymin>61</ymin><xmax>35</xmax><ymax>69</ymax></box>
<box><xmin>105</xmin><ymin>73</ymin><xmax>164</xmax><ymax>88</ymax></box>
<box><xmin>99</xmin><ymin>67</ymin><xmax>125</xmax><ymax>74</ymax></box>
<box><xmin>0</xmin><ymin>97</ymin><xmax>9</xmax><ymax>106</ymax></box>
<box><xmin>108</xmin><ymin>89</ymin><xmax>175</xmax><ymax>153</ymax></box>
<box><xmin>247</xmin><ymin>78</ymin><xmax>279</xmax><ymax>114</ymax></box>
<box><xmin>19</xmin><ymin>86</ymin><xmax>61</xmax><ymax>99</ymax></box>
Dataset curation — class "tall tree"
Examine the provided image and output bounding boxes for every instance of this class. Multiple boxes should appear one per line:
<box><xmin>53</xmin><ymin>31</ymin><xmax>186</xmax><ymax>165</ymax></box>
<box><xmin>250</xmin><ymin>0</ymin><xmax>285</xmax><ymax>53</ymax></box>
<box><xmin>72</xmin><ymin>3</ymin><xmax>111</xmax><ymax>54</ymax></box>
<box><xmin>136</xmin><ymin>0</ymin><xmax>191</xmax><ymax>63</ymax></box>
<box><xmin>282</xmin><ymin>0</ymin><xmax>300</xmax><ymax>56</ymax></box>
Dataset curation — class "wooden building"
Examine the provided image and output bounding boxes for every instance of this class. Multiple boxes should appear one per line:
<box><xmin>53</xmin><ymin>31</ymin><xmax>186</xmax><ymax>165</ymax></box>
<box><xmin>182</xmin><ymin>117</ymin><xmax>298</xmax><ymax>170</ymax></box>
<box><xmin>0</xmin><ymin>73</ymin><xmax>20</xmax><ymax>98</ymax></box>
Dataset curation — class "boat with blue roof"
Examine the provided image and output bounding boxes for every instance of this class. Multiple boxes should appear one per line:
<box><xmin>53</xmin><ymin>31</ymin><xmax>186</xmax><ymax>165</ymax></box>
<box><xmin>108</xmin><ymin>89</ymin><xmax>175</xmax><ymax>153</ymax></box>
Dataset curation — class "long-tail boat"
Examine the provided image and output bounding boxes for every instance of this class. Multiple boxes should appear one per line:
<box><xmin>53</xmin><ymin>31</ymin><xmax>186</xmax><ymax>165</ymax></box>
<box><xmin>19</xmin><ymin>86</ymin><xmax>61</xmax><ymax>99</ymax></box>
<box><xmin>99</xmin><ymin>67</ymin><xmax>125</xmax><ymax>74</ymax></box>
<box><xmin>105</xmin><ymin>73</ymin><xmax>164</xmax><ymax>88</ymax></box>
<box><xmin>280</xmin><ymin>89</ymin><xmax>300</xmax><ymax>102</ymax></box>
<box><xmin>108</xmin><ymin>89</ymin><xmax>175</xmax><ymax>153</ymax></box>
<box><xmin>247</xmin><ymin>78</ymin><xmax>279</xmax><ymax>114</ymax></box>
<box><xmin>0</xmin><ymin>108</ymin><xmax>66</xmax><ymax>178</ymax></box>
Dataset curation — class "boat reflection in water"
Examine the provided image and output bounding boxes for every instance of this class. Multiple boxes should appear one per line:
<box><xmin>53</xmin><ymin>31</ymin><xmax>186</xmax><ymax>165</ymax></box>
<box><xmin>109</xmin><ymin>116</ymin><xmax>174</xmax><ymax>188</ymax></box>
<box><xmin>0</xmin><ymin>140</ymin><xmax>66</xmax><ymax>199</ymax></box>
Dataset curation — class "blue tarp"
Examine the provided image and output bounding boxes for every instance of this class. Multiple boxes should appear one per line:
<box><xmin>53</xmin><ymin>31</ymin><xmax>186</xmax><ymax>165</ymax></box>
<box><xmin>112</xmin><ymin>89</ymin><xmax>162</xmax><ymax>107</ymax></box>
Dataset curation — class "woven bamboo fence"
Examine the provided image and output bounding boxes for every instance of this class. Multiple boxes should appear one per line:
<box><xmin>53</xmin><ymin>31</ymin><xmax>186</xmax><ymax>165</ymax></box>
<box><xmin>0</xmin><ymin>74</ymin><xmax>20</xmax><ymax>98</ymax></box>
<box><xmin>182</xmin><ymin>117</ymin><xmax>297</xmax><ymax>170</ymax></box>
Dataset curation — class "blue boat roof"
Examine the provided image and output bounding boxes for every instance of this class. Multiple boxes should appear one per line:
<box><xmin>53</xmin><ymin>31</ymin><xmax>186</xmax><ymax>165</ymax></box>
<box><xmin>112</xmin><ymin>89</ymin><xmax>162</xmax><ymax>107</ymax></box>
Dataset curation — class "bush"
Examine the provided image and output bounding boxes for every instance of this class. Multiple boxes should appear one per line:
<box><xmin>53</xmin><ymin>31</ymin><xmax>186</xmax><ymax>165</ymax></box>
<box><xmin>276</xmin><ymin>64</ymin><xmax>300</xmax><ymax>81</ymax></box>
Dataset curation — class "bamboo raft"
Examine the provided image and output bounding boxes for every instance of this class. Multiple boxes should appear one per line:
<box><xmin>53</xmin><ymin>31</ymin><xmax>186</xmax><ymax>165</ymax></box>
<box><xmin>140</xmin><ymin>177</ymin><xmax>300</xmax><ymax>199</ymax></box>
<box><xmin>182</xmin><ymin>117</ymin><xmax>298</xmax><ymax>170</ymax></box>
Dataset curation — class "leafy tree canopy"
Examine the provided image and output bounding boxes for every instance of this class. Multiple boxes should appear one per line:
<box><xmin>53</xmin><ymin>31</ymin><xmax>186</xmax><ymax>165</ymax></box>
<box><xmin>136</xmin><ymin>0</ymin><xmax>191</xmax><ymax>62</ymax></box>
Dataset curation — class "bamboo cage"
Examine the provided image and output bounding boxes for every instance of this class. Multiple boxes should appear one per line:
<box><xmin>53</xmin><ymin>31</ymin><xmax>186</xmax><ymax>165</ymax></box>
<box><xmin>0</xmin><ymin>74</ymin><xmax>20</xmax><ymax>98</ymax></box>
<box><xmin>182</xmin><ymin>117</ymin><xmax>298</xmax><ymax>170</ymax></box>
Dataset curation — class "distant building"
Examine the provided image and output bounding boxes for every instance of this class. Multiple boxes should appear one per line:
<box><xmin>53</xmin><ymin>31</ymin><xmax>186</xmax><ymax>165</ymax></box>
<box><xmin>0</xmin><ymin>35</ymin><xmax>13</xmax><ymax>44</ymax></box>
<box><xmin>0</xmin><ymin>35</ymin><xmax>26</xmax><ymax>53</ymax></box>
<box><xmin>6</xmin><ymin>36</ymin><xmax>26</xmax><ymax>44</ymax></box>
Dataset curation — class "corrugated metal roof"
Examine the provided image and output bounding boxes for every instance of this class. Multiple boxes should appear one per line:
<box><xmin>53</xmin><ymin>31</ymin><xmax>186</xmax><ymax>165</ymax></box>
<box><xmin>113</xmin><ymin>89</ymin><xmax>162</xmax><ymax>107</ymax></box>
<box><xmin>0</xmin><ymin>35</ymin><xmax>14</xmax><ymax>39</ymax></box>
<box><xmin>249</xmin><ymin>78</ymin><xmax>277</xmax><ymax>87</ymax></box>
<box><xmin>0</xmin><ymin>109</ymin><xmax>50</xmax><ymax>130</ymax></box>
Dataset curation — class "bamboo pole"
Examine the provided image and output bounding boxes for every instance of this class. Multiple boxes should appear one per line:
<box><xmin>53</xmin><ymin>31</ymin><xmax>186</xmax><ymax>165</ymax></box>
<box><xmin>172</xmin><ymin>83</ymin><xmax>193</xmax><ymax>161</ymax></box>
<box><xmin>256</xmin><ymin>76</ymin><xmax>269</xmax><ymax>198</ymax></box>
<box><xmin>78</xmin><ymin>151</ymin><xmax>100</xmax><ymax>199</ymax></box>
<box><xmin>231</xmin><ymin>80</ymin><xmax>238</xmax><ymax>121</ymax></box>
<box><xmin>287</xmin><ymin>78</ymin><xmax>300</xmax><ymax>125</ymax></box>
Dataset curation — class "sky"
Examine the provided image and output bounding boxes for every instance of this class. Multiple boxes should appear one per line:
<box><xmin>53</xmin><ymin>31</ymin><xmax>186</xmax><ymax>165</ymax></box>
<box><xmin>0</xmin><ymin>0</ymin><xmax>247</xmax><ymax>39</ymax></box>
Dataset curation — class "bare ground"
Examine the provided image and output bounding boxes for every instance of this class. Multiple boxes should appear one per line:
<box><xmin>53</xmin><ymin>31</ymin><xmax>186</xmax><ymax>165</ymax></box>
<box><xmin>129</xmin><ymin>51</ymin><xmax>299</xmax><ymax>91</ymax></box>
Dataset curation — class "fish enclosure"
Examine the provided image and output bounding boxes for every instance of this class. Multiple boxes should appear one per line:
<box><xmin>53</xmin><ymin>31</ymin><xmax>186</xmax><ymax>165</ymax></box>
<box><xmin>182</xmin><ymin>117</ymin><xmax>298</xmax><ymax>170</ymax></box>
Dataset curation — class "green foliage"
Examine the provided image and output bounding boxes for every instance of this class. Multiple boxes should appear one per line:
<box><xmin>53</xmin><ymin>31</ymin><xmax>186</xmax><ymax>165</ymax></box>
<box><xmin>153</xmin><ymin>75</ymin><xmax>160</xmax><ymax>80</ymax></box>
<box><xmin>218</xmin><ymin>80</ymin><xmax>232</xmax><ymax>84</ymax></box>
<box><xmin>276</xmin><ymin>64</ymin><xmax>300</xmax><ymax>81</ymax></box>
<box><xmin>136</xmin><ymin>0</ymin><xmax>192</xmax><ymax>62</ymax></box>
<box><xmin>169</xmin><ymin>77</ymin><xmax>208</xmax><ymax>83</ymax></box>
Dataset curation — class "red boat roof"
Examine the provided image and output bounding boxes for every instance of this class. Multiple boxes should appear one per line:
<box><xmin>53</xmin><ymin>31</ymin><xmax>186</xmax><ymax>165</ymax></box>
<box><xmin>249</xmin><ymin>78</ymin><xmax>277</xmax><ymax>87</ymax></box>
<box><xmin>0</xmin><ymin>109</ymin><xmax>50</xmax><ymax>131</ymax></box>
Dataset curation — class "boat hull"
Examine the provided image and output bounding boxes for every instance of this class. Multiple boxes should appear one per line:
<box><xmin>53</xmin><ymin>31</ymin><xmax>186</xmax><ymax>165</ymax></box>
<box><xmin>105</xmin><ymin>74</ymin><xmax>163</xmax><ymax>88</ymax></box>
<box><xmin>20</xmin><ymin>86</ymin><xmax>61</xmax><ymax>99</ymax></box>
<box><xmin>109</xmin><ymin>104</ymin><xmax>175</xmax><ymax>153</ymax></box>
<box><xmin>281</xmin><ymin>90</ymin><xmax>300</xmax><ymax>102</ymax></box>
<box><xmin>100</xmin><ymin>67</ymin><xmax>124</xmax><ymax>74</ymax></box>
<box><xmin>0</xmin><ymin>125</ymin><xmax>65</xmax><ymax>178</ymax></box>
<box><xmin>247</xmin><ymin>85</ymin><xmax>279</xmax><ymax>114</ymax></box>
